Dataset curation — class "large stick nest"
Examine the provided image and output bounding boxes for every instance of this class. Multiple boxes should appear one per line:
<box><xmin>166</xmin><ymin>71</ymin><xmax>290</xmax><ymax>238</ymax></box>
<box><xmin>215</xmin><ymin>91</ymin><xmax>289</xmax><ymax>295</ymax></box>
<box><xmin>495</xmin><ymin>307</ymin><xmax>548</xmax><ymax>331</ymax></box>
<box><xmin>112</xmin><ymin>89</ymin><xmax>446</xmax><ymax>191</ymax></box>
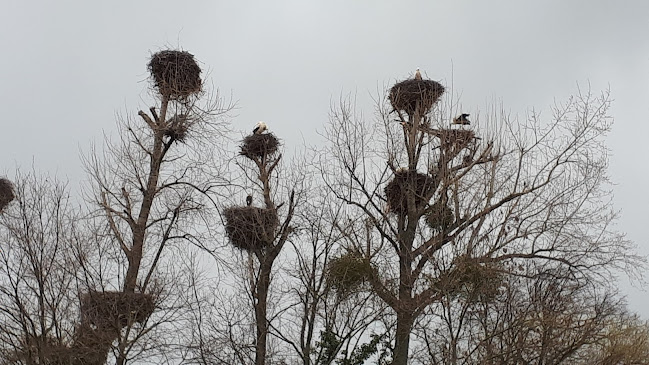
<box><xmin>389</xmin><ymin>79</ymin><xmax>445</xmax><ymax>115</ymax></box>
<box><xmin>240</xmin><ymin>133</ymin><xmax>280</xmax><ymax>160</ymax></box>
<box><xmin>327</xmin><ymin>251</ymin><xmax>375</xmax><ymax>295</ymax></box>
<box><xmin>69</xmin><ymin>323</ymin><xmax>117</xmax><ymax>365</ymax></box>
<box><xmin>224</xmin><ymin>206</ymin><xmax>279</xmax><ymax>251</ymax></box>
<box><xmin>430</xmin><ymin>128</ymin><xmax>476</xmax><ymax>155</ymax></box>
<box><xmin>80</xmin><ymin>291</ymin><xmax>156</xmax><ymax>330</ymax></box>
<box><xmin>148</xmin><ymin>50</ymin><xmax>202</xmax><ymax>100</ymax></box>
<box><xmin>11</xmin><ymin>329</ymin><xmax>114</xmax><ymax>365</ymax></box>
<box><xmin>385</xmin><ymin>170</ymin><xmax>437</xmax><ymax>215</ymax></box>
<box><xmin>0</xmin><ymin>178</ymin><xmax>15</xmax><ymax>212</ymax></box>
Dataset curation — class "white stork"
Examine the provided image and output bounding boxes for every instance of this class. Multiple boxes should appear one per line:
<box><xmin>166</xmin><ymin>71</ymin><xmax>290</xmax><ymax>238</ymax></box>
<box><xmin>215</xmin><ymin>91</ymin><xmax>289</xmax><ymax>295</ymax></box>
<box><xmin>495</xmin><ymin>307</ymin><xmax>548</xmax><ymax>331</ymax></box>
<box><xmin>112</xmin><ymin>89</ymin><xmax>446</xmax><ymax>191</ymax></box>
<box><xmin>253</xmin><ymin>121</ymin><xmax>267</xmax><ymax>134</ymax></box>
<box><xmin>414</xmin><ymin>68</ymin><xmax>422</xmax><ymax>80</ymax></box>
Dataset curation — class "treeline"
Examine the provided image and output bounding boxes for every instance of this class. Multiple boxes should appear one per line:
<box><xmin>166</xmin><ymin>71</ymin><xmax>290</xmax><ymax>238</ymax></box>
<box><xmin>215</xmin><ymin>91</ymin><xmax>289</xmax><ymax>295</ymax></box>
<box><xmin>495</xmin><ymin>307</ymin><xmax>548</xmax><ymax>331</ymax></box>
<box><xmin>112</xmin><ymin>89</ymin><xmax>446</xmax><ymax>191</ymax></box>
<box><xmin>0</xmin><ymin>50</ymin><xmax>647</xmax><ymax>365</ymax></box>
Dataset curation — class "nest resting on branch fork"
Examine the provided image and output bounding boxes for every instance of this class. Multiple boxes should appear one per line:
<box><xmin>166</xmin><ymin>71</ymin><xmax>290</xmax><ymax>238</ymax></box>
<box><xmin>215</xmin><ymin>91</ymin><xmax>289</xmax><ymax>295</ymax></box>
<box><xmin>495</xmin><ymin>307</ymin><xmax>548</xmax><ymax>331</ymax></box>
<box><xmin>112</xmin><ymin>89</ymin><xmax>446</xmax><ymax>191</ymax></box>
<box><xmin>389</xmin><ymin>79</ymin><xmax>445</xmax><ymax>115</ymax></box>
<box><xmin>148</xmin><ymin>50</ymin><xmax>202</xmax><ymax>100</ymax></box>
<box><xmin>240</xmin><ymin>133</ymin><xmax>280</xmax><ymax>160</ymax></box>
<box><xmin>385</xmin><ymin>170</ymin><xmax>437</xmax><ymax>215</ymax></box>
<box><xmin>164</xmin><ymin>114</ymin><xmax>190</xmax><ymax>142</ymax></box>
<box><xmin>224</xmin><ymin>206</ymin><xmax>279</xmax><ymax>251</ymax></box>
<box><xmin>430</xmin><ymin>128</ymin><xmax>476</xmax><ymax>154</ymax></box>
<box><xmin>80</xmin><ymin>291</ymin><xmax>156</xmax><ymax>330</ymax></box>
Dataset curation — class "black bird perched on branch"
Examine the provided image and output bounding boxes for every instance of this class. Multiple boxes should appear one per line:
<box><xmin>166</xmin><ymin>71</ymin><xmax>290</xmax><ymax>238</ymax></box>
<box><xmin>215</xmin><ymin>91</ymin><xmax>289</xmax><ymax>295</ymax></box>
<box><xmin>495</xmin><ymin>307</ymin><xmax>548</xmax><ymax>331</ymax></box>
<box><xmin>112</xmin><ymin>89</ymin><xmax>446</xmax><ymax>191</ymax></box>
<box><xmin>246</xmin><ymin>195</ymin><xmax>253</xmax><ymax>206</ymax></box>
<box><xmin>452</xmin><ymin>114</ymin><xmax>471</xmax><ymax>125</ymax></box>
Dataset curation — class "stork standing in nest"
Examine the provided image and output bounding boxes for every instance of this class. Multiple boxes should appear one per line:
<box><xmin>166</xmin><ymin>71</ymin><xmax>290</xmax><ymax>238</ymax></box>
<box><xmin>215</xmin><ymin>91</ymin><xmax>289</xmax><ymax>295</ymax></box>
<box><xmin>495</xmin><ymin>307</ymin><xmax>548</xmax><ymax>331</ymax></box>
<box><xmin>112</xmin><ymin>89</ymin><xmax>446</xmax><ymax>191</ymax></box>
<box><xmin>452</xmin><ymin>114</ymin><xmax>471</xmax><ymax>125</ymax></box>
<box><xmin>253</xmin><ymin>121</ymin><xmax>267</xmax><ymax>134</ymax></box>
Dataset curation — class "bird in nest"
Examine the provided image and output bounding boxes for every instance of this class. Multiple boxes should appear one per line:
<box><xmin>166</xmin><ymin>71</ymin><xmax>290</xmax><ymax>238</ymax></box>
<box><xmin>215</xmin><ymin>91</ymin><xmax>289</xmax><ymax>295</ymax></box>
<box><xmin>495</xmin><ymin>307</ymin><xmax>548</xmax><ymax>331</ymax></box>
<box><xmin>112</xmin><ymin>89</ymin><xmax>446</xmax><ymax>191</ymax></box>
<box><xmin>452</xmin><ymin>114</ymin><xmax>471</xmax><ymax>125</ymax></box>
<box><xmin>246</xmin><ymin>195</ymin><xmax>253</xmax><ymax>206</ymax></box>
<box><xmin>414</xmin><ymin>68</ymin><xmax>422</xmax><ymax>80</ymax></box>
<box><xmin>253</xmin><ymin>121</ymin><xmax>267</xmax><ymax>134</ymax></box>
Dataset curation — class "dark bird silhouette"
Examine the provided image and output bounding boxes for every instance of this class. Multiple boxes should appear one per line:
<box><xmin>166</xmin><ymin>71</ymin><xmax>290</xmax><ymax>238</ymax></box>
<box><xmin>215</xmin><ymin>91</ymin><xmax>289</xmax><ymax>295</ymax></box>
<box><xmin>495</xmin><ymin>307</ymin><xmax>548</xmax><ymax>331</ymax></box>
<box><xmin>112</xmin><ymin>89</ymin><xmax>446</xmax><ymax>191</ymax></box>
<box><xmin>452</xmin><ymin>113</ymin><xmax>471</xmax><ymax>125</ymax></box>
<box><xmin>246</xmin><ymin>195</ymin><xmax>253</xmax><ymax>206</ymax></box>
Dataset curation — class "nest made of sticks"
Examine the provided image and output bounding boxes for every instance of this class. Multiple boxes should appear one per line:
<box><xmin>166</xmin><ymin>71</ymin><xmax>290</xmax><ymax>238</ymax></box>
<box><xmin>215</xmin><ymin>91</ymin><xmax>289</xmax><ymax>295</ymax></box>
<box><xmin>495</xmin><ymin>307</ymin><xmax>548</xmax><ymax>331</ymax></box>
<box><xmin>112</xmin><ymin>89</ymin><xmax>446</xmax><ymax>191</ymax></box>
<box><xmin>431</xmin><ymin>129</ymin><xmax>476</xmax><ymax>156</ymax></box>
<box><xmin>80</xmin><ymin>291</ymin><xmax>156</xmax><ymax>330</ymax></box>
<box><xmin>426</xmin><ymin>201</ymin><xmax>455</xmax><ymax>231</ymax></box>
<box><xmin>327</xmin><ymin>251</ymin><xmax>374</xmax><ymax>294</ymax></box>
<box><xmin>385</xmin><ymin>170</ymin><xmax>437</xmax><ymax>215</ymax></box>
<box><xmin>164</xmin><ymin>114</ymin><xmax>190</xmax><ymax>142</ymax></box>
<box><xmin>69</xmin><ymin>322</ymin><xmax>117</xmax><ymax>365</ymax></box>
<box><xmin>223</xmin><ymin>206</ymin><xmax>279</xmax><ymax>251</ymax></box>
<box><xmin>0</xmin><ymin>178</ymin><xmax>15</xmax><ymax>212</ymax></box>
<box><xmin>148</xmin><ymin>50</ymin><xmax>202</xmax><ymax>99</ymax></box>
<box><xmin>240</xmin><ymin>133</ymin><xmax>280</xmax><ymax>160</ymax></box>
<box><xmin>389</xmin><ymin>79</ymin><xmax>445</xmax><ymax>115</ymax></box>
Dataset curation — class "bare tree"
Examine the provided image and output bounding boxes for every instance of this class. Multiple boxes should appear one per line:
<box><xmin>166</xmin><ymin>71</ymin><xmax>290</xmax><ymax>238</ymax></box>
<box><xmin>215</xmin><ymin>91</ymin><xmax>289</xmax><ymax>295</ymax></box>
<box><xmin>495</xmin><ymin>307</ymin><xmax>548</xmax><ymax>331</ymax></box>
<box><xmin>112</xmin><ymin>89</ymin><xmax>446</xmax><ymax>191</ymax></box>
<box><xmin>82</xmin><ymin>50</ymin><xmax>230</xmax><ymax>364</ymax></box>
<box><xmin>321</xmin><ymin>77</ymin><xmax>643</xmax><ymax>364</ymax></box>
<box><xmin>274</xmin><ymin>183</ymin><xmax>388</xmax><ymax>365</ymax></box>
<box><xmin>583</xmin><ymin>313</ymin><xmax>649</xmax><ymax>365</ymax></box>
<box><xmin>0</xmin><ymin>169</ymin><xmax>89</xmax><ymax>364</ymax></box>
<box><xmin>198</xmin><ymin>130</ymin><xmax>299</xmax><ymax>365</ymax></box>
<box><xmin>413</xmin><ymin>266</ymin><xmax>626</xmax><ymax>365</ymax></box>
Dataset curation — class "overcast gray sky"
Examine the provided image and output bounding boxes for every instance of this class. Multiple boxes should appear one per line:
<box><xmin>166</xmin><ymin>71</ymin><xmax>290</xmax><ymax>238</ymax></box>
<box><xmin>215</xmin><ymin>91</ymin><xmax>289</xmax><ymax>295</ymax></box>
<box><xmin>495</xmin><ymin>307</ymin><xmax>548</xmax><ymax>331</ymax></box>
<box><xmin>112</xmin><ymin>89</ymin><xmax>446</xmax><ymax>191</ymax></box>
<box><xmin>2</xmin><ymin>0</ymin><xmax>648</xmax><ymax>314</ymax></box>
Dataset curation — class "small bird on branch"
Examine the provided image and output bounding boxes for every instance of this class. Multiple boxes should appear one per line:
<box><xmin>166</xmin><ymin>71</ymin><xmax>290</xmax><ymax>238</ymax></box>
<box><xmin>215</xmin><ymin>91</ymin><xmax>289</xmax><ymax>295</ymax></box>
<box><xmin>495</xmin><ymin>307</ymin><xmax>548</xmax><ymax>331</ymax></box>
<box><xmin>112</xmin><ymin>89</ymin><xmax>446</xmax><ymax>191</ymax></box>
<box><xmin>452</xmin><ymin>114</ymin><xmax>471</xmax><ymax>125</ymax></box>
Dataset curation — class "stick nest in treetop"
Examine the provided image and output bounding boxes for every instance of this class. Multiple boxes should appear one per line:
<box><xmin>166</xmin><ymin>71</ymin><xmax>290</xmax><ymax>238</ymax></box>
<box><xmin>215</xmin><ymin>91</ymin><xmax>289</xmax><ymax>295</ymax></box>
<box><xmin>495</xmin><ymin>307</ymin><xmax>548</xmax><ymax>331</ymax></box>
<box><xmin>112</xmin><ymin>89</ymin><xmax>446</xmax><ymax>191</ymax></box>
<box><xmin>327</xmin><ymin>251</ymin><xmax>375</xmax><ymax>295</ymax></box>
<box><xmin>80</xmin><ymin>291</ymin><xmax>156</xmax><ymax>330</ymax></box>
<box><xmin>240</xmin><ymin>133</ymin><xmax>280</xmax><ymax>160</ymax></box>
<box><xmin>385</xmin><ymin>170</ymin><xmax>437</xmax><ymax>215</ymax></box>
<box><xmin>389</xmin><ymin>79</ymin><xmax>445</xmax><ymax>115</ymax></box>
<box><xmin>224</xmin><ymin>206</ymin><xmax>279</xmax><ymax>251</ymax></box>
<box><xmin>426</xmin><ymin>200</ymin><xmax>454</xmax><ymax>231</ymax></box>
<box><xmin>0</xmin><ymin>178</ymin><xmax>15</xmax><ymax>212</ymax></box>
<box><xmin>148</xmin><ymin>50</ymin><xmax>202</xmax><ymax>100</ymax></box>
<box><xmin>430</xmin><ymin>128</ymin><xmax>476</xmax><ymax>155</ymax></box>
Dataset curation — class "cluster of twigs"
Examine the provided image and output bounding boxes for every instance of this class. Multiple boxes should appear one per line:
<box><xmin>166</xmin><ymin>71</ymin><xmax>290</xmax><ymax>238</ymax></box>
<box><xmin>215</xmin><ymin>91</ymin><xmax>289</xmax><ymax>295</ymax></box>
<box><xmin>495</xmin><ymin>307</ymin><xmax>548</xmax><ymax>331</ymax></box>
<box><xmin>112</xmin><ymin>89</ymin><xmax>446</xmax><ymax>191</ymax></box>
<box><xmin>148</xmin><ymin>50</ymin><xmax>202</xmax><ymax>100</ymax></box>
<box><xmin>224</xmin><ymin>207</ymin><xmax>279</xmax><ymax>251</ymax></box>
<box><xmin>240</xmin><ymin>133</ymin><xmax>280</xmax><ymax>160</ymax></box>
<box><xmin>385</xmin><ymin>170</ymin><xmax>437</xmax><ymax>214</ymax></box>
<box><xmin>327</xmin><ymin>251</ymin><xmax>375</xmax><ymax>295</ymax></box>
<box><xmin>389</xmin><ymin>79</ymin><xmax>445</xmax><ymax>115</ymax></box>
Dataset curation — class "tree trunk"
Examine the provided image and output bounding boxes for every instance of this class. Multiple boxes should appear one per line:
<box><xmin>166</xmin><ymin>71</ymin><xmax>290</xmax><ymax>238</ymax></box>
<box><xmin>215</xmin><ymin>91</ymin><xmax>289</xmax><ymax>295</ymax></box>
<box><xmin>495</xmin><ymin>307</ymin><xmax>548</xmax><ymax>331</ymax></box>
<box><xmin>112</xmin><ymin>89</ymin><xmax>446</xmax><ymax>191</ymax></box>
<box><xmin>255</xmin><ymin>262</ymin><xmax>272</xmax><ymax>365</ymax></box>
<box><xmin>392</xmin><ymin>311</ymin><xmax>414</xmax><ymax>365</ymax></box>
